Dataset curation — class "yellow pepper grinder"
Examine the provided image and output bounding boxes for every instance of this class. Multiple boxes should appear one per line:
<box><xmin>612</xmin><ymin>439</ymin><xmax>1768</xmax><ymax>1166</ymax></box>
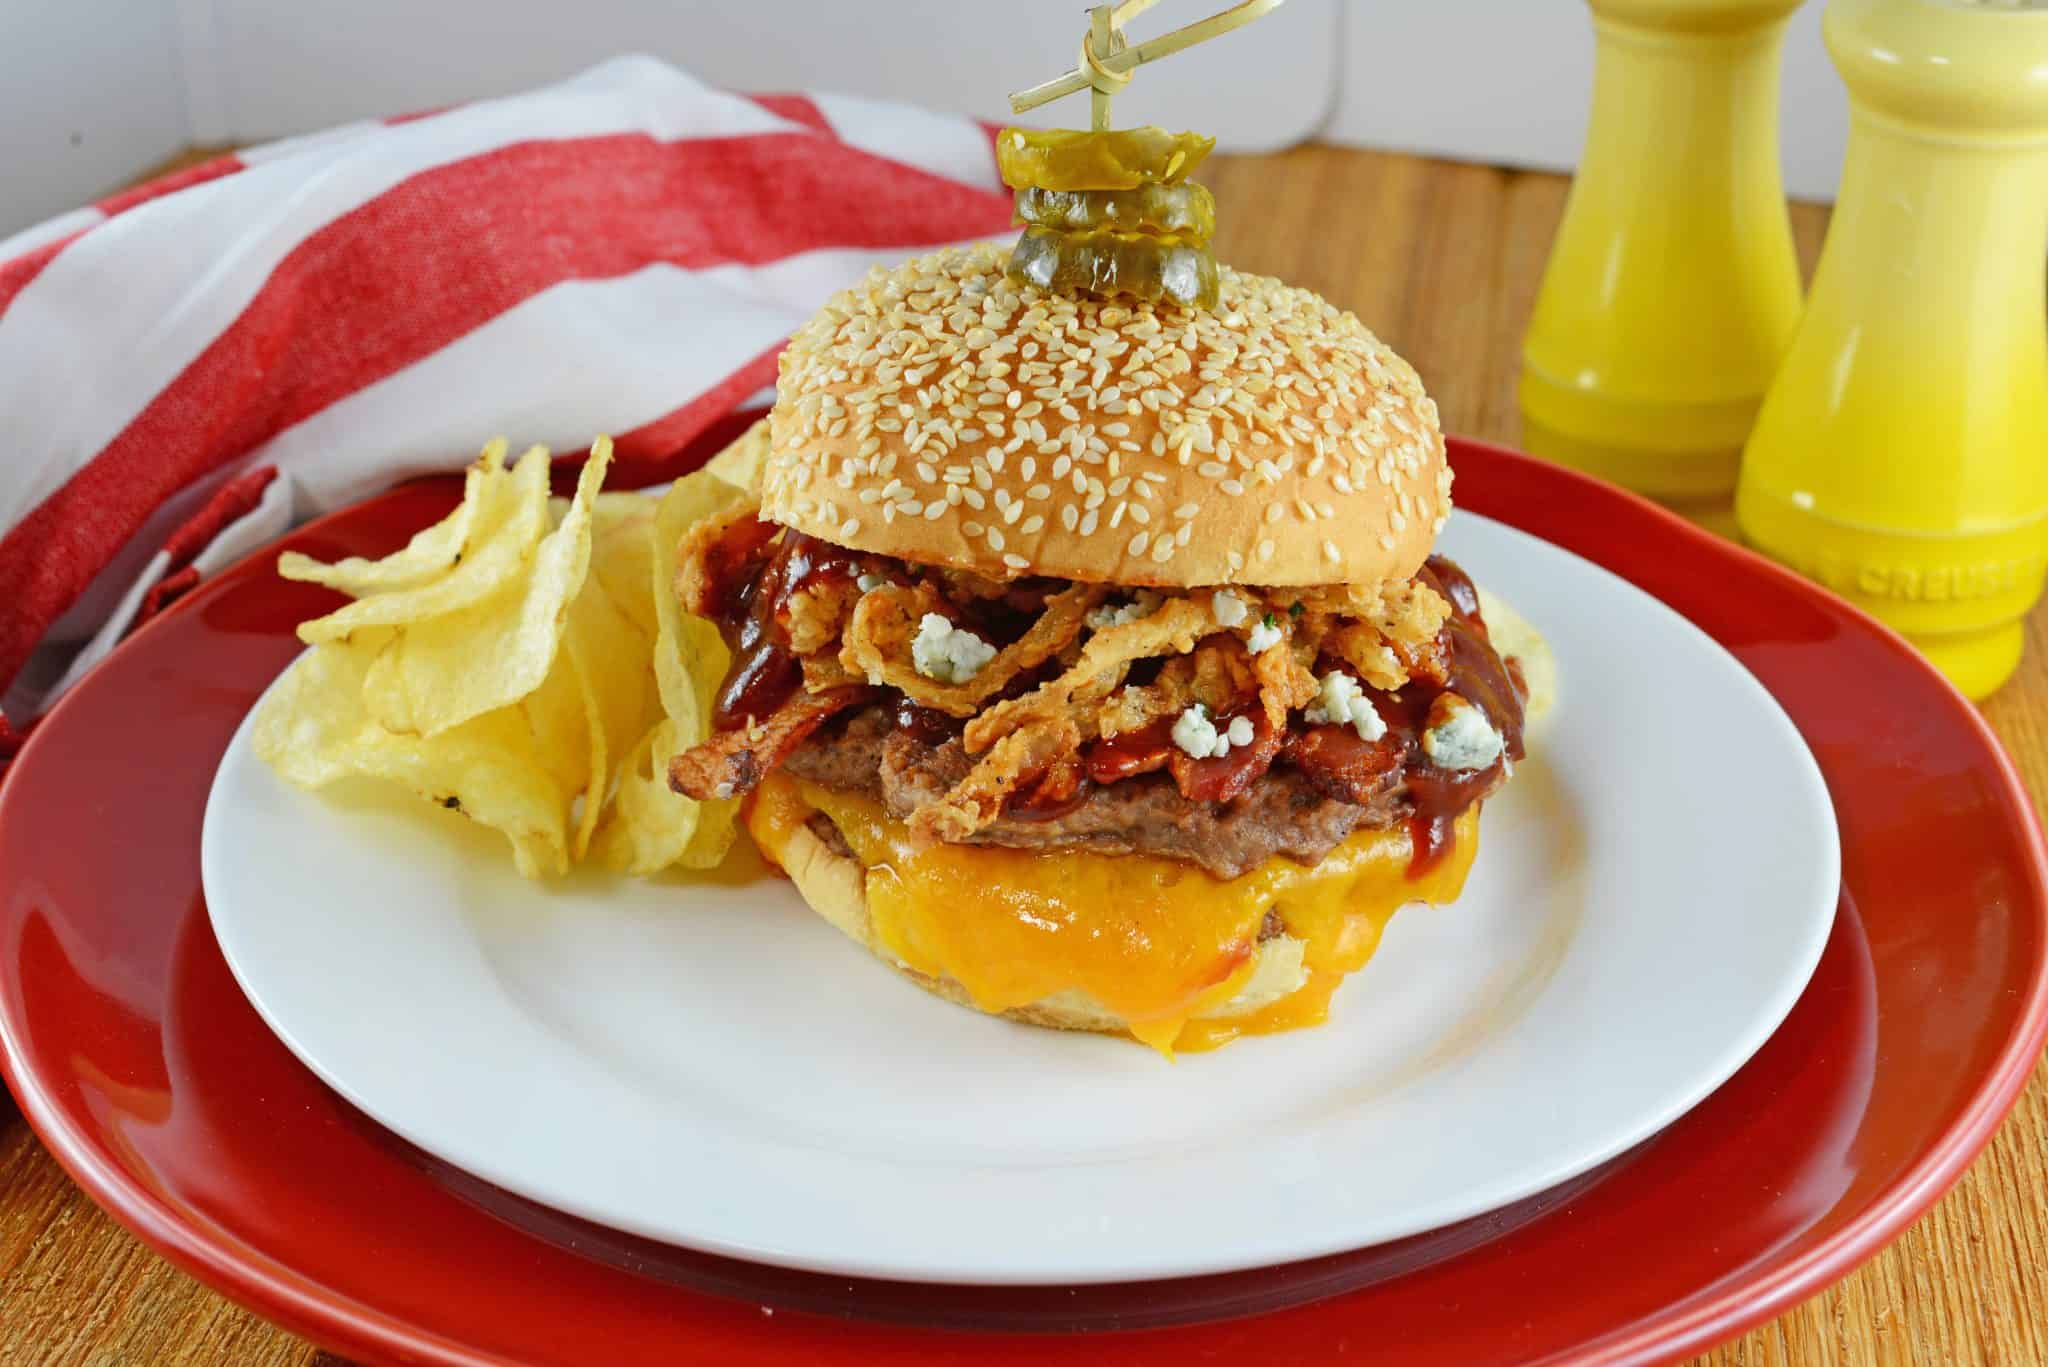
<box><xmin>1521</xmin><ymin>0</ymin><xmax>1808</xmax><ymax>517</ymax></box>
<box><xmin>1738</xmin><ymin>0</ymin><xmax>2048</xmax><ymax>700</ymax></box>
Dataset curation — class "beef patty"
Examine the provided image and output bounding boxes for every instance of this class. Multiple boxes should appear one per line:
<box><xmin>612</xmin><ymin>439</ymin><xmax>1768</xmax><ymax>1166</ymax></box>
<box><xmin>784</xmin><ymin>707</ymin><xmax>1414</xmax><ymax>881</ymax></box>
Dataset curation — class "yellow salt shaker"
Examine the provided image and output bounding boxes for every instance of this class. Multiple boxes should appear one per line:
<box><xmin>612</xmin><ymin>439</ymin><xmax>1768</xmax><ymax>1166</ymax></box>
<box><xmin>1521</xmin><ymin>0</ymin><xmax>1807</xmax><ymax>513</ymax></box>
<box><xmin>1737</xmin><ymin>0</ymin><xmax>2048</xmax><ymax>699</ymax></box>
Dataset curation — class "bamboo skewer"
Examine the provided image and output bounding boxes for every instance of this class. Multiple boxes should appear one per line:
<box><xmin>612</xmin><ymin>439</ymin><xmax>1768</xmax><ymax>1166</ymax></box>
<box><xmin>1010</xmin><ymin>0</ymin><xmax>1288</xmax><ymax>125</ymax></box>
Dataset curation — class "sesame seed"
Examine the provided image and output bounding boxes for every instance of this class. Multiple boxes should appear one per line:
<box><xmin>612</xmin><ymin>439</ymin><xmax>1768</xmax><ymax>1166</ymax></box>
<box><xmin>1378</xmin><ymin>532</ymin><xmax>1397</xmax><ymax>550</ymax></box>
<box><xmin>1080</xmin><ymin>510</ymin><xmax>1100</xmax><ymax>536</ymax></box>
<box><xmin>1061</xmin><ymin>505</ymin><xmax>1079</xmax><ymax>531</ymax></box>
<box><xmin>987</xmin><ymin>527</ymin><xmax>1006</xmax><ymax>551</ymax></box>
<box><xmin>1220</xmin><ymin>479</ymin><xmax>1245</xmax><ymax>496</ymax></box>
<box><xmin>1129</xmin><ymin>503</ymin><xmax>1151</xmax><ymax>525</ymax></box>
<box><xmin>1128</xmin><ymin>531</ymin><xmax>1150</xmax><ymax>556</ymax></box>
<box><xmin>1197</xmin><ymin>461</ymin><xmax>1227</xmax><ymax>479</ymax></box>
<box><xmin>1322</xmin><ymin>539</ymin><xmax>1340</xmax><ymax>563</ymax></box>
<box><xmin>1003</xmin><ymin>552</ymin><xmax>1030</xmax><ymax>570</ymax></box>
<box><xmin>1020</xmin><ymin>515</ymin><xmax>1045</xmax><ymax>535</ymax></box>
<box><xmin>1026</xmin><ymin>483</ymin><xmax>1051</xmax><ymax>501</ymax></box>
<box><xmin>1258</xmin><ymin>539</ymin><xmax>1276</xmax><ymax>561</ymax></box>
<box><xmin>1150</xmin><ymin>539</ymin><xmax>1175</xmax><ymax>564</ymax></box>
<box><xmin>842</xmin><ymin>518</ymin><xmax>861</xmax><ymax>538</ymax></box>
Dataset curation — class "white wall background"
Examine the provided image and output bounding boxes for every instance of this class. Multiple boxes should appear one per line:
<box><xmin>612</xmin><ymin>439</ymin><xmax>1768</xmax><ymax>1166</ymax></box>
<box><xmin>0</xmin><ymin>1</ymin><xmax>1850</xmax><ymax>240</ymax></box>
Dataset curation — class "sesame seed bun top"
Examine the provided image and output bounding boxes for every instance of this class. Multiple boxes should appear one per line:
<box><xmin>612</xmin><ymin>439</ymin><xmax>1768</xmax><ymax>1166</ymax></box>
<box><xmin>759</xmin><ymin>243</ymin><xmax>1449</xmax><ymax>588</ymax></box>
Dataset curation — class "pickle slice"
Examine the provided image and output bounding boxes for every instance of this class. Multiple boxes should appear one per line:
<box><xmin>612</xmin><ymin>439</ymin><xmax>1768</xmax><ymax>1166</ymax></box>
<box><xmin>1007</xmin><ymin>226</ymin><xmax>1220</xmax><ymax>310</ymax></box>
<box><xmin>1014</xmin><ymin>183</ymin><xmax>1217</xmax><ymax>241</ymax></box>
<box><xmin>997</xmin><ymin>127</ymin><xmax>1216</xmax><ymax>191</ymax></box>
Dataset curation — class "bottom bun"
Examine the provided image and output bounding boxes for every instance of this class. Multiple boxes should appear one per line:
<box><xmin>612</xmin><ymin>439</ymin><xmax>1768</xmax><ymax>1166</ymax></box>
<box><xmin>766</xmin><ymin>808</ymin><xmax>1312</xmax><ymax>1038</ymax></box>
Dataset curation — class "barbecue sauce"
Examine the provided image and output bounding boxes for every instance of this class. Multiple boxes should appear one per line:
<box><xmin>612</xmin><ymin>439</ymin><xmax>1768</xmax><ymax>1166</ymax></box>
<box><xmin>893</xmin><ymin>698</ymin><xmax>962</xmax><ymax>747</ymax></box>
<box><xmin>707</xmin><ymin>525</ymin><xmax>863</xmax><ymax>730</ymax></box>
<box><xmin>1386</xmin><ymin>557</ymin><xmax>1527</xmax><ymax>872</ymax></box>
<box><xmin>1280</xmin><ymin>555</ymin><xmax>1527</xmax><ymax>875</ymax></box>
<box><xmin>1085</xmin><ymin>717</ymin><xmax>1175</xmax><ymax>784</ymax></box>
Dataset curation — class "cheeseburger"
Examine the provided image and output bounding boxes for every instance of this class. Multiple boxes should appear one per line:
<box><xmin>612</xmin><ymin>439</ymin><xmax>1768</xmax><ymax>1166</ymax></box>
<box><xmin>669</xmin><ymin>242</ymin><xmax>1532</xmax><ymax>1054</ymax></box>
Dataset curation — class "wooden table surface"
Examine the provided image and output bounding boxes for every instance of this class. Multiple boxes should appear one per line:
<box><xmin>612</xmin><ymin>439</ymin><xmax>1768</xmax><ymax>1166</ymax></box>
<box><xmin>3</xmin><ymin>141</ymin><xmax>2045</xmax><ymax>1366</ymax></box>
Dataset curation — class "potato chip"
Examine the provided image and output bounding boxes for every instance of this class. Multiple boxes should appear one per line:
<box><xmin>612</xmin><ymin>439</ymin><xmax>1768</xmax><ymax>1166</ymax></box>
<box><xmin>262</xmin><ymin>424</ymin><xmax>760</xmax><ymax>881</ymax></box>
<box><xmin>253</xmin><ymin>638</ymin><xmax>575</xmax><ymax>878</ymax></box>
<box><xmin>651</xmin><ymin>464</ymin><xmax>746</xmax><ymax>730</ymax></box>
<box><xmin>561</xmin><ymin>643</ymin><xmax>608</xmax><ymax>862</ymax></box>
<box><xmin>704</xmin><ymin>417</ymin><xmax>771</xmax><ymax>496</ymax></box>
<box><xmin>591</xmin><ymin>719</ymin><xmax>738</xmax><ymax>874</ymax></box>
<box><xmin>561</xmin><ymin>553</ymin><xmax>664</xmax><ymax>860</ymax></box>
<box><xmin>363</xmin><ymin>439</ymin><xmax>613</xmax><ymax>737</ymax></box>
<box><xmin>519</xmin><ymin>633</ymin><xmax>596</xmax><ymax>798</ymax></box>
<box><xmin>279</xmin><ymin>440</ymin><xmax>509</xmax><ymax>597</ymax></box>
<box><xmin>587</xmin><ymin>493</ymin><xmax>660</xmax><ymax>642</ymax></box>
<box><xmin>583</xmin><ymin>463</ymin><xmax>751</xmax><ymax>873</ymax></box>
<box><xmin>292</xmin><ymin>443</ymin><xmax>552</xmax><ymax>645</ymax></box>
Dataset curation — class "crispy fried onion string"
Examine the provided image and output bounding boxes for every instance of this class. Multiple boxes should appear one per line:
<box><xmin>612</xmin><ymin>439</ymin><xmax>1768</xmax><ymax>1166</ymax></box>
<box><xmin>963</xmin><ymin>595</ymin><xmax>1217</xmax><ymax>753</ymax></box>
<box><xmin>839</xmin><ymin>581</ymin><xmax>1110</xmax><ymax>717</ymax></box>
<box><xmin>910</xmin><ymin>716</ymin><xmax>1083</xmax><ymax>844</ymax></box>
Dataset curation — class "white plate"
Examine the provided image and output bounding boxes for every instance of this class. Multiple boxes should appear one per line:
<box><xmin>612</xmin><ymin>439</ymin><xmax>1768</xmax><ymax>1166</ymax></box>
<box><xmin>202</xmin><ymin>511</ymin><xmax>1839</xmax><ymax>1286</ymax></box>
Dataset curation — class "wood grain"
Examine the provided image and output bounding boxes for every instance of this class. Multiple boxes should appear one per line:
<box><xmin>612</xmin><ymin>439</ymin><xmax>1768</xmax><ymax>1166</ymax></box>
<box><xmin>3</xmin><ymin>141</ymin><xmax>2044</xmax><ymax>1366</ymax></box>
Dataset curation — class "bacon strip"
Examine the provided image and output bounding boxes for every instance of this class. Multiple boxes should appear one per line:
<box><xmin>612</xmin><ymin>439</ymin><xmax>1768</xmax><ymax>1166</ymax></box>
<box><xmin>1284</xmin><ymin>724</ymin><xmax>1406</xmax><ymax>805</ymax></box>
<box><xmin>668</xmin><ymin>685</ymin><xmax>874</xmax><ymax>801</ymax></box>
<box><xmin>1168</xmin><ymin>706</ymin><xmax>1284</xmax><ymax>804</ymax></box>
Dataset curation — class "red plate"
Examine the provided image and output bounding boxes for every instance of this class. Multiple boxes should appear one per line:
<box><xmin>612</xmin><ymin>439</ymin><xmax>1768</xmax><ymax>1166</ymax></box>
<box><xmin>3</xmin><ymin>435</ymin><xmax>2044</xmax><ymax>1366</ymax></box>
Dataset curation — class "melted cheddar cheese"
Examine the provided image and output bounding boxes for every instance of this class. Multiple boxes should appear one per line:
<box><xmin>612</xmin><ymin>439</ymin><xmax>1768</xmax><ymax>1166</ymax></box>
<box><xmin>747</xmin><ymin>771</ymin><xmax>1478</xmax><ymax>1054</ymax></box>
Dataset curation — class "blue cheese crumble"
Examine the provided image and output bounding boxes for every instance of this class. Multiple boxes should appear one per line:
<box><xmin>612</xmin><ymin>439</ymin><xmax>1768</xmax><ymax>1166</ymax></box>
<box><xmin>1171</xmin><ymin>706</ymin><xmax>1256</xmax><ymax>760</ymax></box>
<box><xmin>1422</xmin><ymin>693</ymin><xmax>1504</xmax><ymax>771</ymax></box>
<box><xmin>1087</xmin><ymin>590</ymin><xmax>1163</xmax><ymax>630</ymax></box>
<box><xmin>1246</xmin><ymin>613</ymin><xmax>1283</xmax><ymax>654</ymax></box>
<box><xmin>911</xmin><ymin>613</ymin><xmax>996</xmax><ymax>683</ymax></box>
<box><xmin>1303</xmin><ymin>669</ymin><xmax>1387</xmax><ymax>741</ymax></box>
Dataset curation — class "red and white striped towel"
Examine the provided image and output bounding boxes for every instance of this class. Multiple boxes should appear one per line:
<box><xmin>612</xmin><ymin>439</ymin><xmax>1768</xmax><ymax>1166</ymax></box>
<box><xmin>0</xmin><ymin>55</ymin><xmax>1015</xmax><ymax>754</ymax></box>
